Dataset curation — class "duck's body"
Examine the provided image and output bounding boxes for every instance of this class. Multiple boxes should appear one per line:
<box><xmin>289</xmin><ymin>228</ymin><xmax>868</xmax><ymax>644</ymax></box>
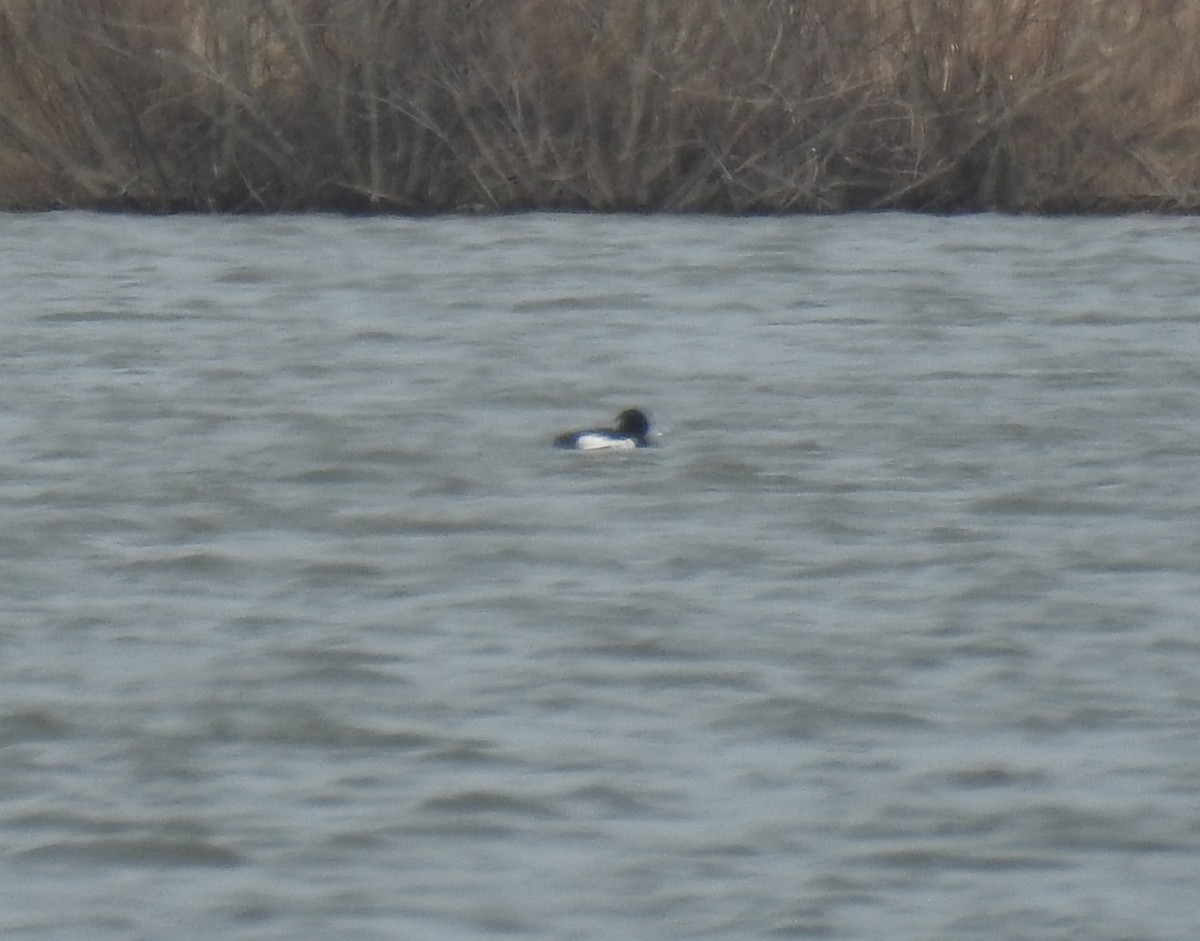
<box><xmin>554</xmin><ymin>408</ymin><xmax>652</xmax><ymax>451</ymax></box>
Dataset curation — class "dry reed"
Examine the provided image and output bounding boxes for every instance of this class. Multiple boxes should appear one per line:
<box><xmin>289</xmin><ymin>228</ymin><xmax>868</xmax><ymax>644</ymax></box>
<box><xmin>1</xmin><ymin>0</ymin><xmax>1198</xmax><ymax>212</ymax></box>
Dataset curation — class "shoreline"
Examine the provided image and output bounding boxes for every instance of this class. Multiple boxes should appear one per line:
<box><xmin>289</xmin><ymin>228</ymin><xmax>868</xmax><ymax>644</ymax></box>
<box><xmin>2</xmin><ymin>0</ymin><xmax>1197</xmax><ymax>215</ymax></box>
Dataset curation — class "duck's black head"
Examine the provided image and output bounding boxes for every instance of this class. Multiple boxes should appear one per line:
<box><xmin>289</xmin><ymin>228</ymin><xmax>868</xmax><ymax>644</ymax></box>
<box><xmin>615</xmin><ymin>408</ymin><xmax>650</xmax><ymax>439</ymax></box>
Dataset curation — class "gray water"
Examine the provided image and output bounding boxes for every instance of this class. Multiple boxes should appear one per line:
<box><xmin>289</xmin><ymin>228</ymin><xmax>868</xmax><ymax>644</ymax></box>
<box><xmin>2</xmin><ymin>211</ymin><xmax>1200</xmax><ymax>940</ymax></box>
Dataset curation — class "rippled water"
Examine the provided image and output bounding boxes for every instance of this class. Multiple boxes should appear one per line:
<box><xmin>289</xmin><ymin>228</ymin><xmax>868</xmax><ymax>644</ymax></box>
<box><xmin>2</xmin><ymin>211</ymin><xmax>1200</xmax><ymax>940</ymax></box>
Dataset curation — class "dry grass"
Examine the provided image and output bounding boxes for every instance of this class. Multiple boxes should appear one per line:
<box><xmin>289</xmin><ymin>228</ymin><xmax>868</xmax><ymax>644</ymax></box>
<box><xmin>1</xmin><ymin>0</ymin><xmax>1198</xmax><ymax>212</ymax></box>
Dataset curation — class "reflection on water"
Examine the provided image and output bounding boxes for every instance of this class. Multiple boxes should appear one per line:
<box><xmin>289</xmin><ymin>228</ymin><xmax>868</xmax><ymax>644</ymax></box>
<box><xmin>2</xmin><ymin>212</ymin><xmax>1200</xmax><ymax>940</ymax></box>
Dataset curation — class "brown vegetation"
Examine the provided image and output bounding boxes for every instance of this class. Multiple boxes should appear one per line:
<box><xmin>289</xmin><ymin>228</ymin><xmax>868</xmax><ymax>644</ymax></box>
<box><xmin>1</xmin><ymin>0</ymin><xmax>1198</xmax><ymax>213</ymax></box>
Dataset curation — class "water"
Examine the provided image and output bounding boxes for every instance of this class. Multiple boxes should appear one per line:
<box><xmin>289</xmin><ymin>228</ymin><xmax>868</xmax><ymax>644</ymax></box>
<box><xmin>2</xmin><ymin>211</ymin><xmax>1200</xmax><ymax>940</ymax></box>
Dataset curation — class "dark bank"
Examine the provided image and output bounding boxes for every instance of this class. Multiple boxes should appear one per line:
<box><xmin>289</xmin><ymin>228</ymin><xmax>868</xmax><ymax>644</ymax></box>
<box><xmin>1</xmin><ymin>0</ymin><xmax>1197</xmax><ymax>214</ymax></box>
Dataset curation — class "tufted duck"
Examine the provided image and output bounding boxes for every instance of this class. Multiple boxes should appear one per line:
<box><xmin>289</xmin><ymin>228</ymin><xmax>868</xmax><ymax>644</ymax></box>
<box><xmin>554</xmin><ymin>408</ymin><xmax>652</xmax><ymax>451</ymax></box>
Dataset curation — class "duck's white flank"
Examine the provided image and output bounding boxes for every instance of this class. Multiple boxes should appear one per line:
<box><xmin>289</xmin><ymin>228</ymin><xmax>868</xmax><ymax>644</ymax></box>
<box><xmin>574</xmin><ymin>433</ymin><xmax>638</xmax><ymax>452</ymax></box>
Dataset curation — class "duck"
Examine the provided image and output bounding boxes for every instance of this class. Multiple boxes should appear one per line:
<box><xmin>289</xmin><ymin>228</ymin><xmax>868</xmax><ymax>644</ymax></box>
<box><xmin>553</xmin><ymin>408</ymin><xmax>652</xmax><ymax>451</ymax></box>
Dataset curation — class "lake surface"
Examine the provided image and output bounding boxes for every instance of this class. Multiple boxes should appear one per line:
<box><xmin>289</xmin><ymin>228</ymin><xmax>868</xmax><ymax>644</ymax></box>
<box><xmin>2</xmin><ymin>211</ymin><xmax>1200</xmax><ymax>940</ymax></box>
